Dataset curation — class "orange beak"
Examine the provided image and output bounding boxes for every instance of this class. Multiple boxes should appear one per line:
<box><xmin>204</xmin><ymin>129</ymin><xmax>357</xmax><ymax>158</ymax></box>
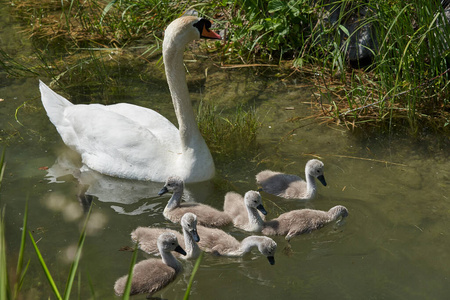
<box><xmin>201</xmin><ymin>26</ymin><xmax>222</xmax><ymax>40</ymax></box>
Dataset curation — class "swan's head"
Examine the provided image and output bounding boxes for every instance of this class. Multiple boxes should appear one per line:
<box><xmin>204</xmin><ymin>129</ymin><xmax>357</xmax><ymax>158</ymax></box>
<box><xmin>164</xmin><ymin>16</ymin><xmax>221</xmax><ymax>49</ymax></box>
<box><xmin>157</xmin><ymin>232</ymin><xmax>187</xmax><ymax>256</ymax></box>
<box><xmin>258</xmin><ymin>237</ymin><xmax>277</xmax><ymax>265</ymax></box>
<box><xmin>329</xmin><ymin>205</ymin><xmax>349</xmax><ymax>219</ymax></box>
<box><xmin>306</xmin><ymin>159</ymin><xmax>327</xmax><ymax>186</ymax></box>
<box><xmin>244</xmin><ymin>190</ymin><xmax>267</xmax><ymax>215</ymax></box>
<box><xmin>181</xmin><ymin>213</ymin><xmax>200</xmax><ymax>242</ymax></box>
<box><xmin>159</xmin><ymin>176</ymin><xmax>184</xmax><ymax>196</ymax></box>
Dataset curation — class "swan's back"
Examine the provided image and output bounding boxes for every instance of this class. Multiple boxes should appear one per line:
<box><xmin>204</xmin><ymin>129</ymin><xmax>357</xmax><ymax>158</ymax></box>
<box><xmin>223</xmin><ymin>191</ymin><xmax>246</xmax><ymax>222</ymax></box>
<box><xmin>262</xmin><ymin>207</ymin><xmax>348</xmax><ymax>239</ymax></box>
<box><xmin>131</xmin><ymin>227</ymin><xmax>182</xmax><ymax>256</ymax></box>
<box><xmin>196</xmin><ymin>225</ymin><xmax>240</xmax><ymax>255</ymax></box>
<box><xmin>164</xmin><ymin>203</ymin><xmax>232</xmax><ymax>228</ymax></box>
<box><xmin>114</xmin><ymin>258</ymin><xmax>177</xmax><ymax>296</ymax></box>
<box><xmin>256</xmin><ymin>170</ymin><xmax>306</xmax><ymax>199</ymax></box>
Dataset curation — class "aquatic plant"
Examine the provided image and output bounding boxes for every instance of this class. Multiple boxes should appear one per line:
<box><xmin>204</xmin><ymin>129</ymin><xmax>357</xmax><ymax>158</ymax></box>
<box><xmin>183</xmin><ymin>251</ymin><xmax>204</xmax><ymax>300</ymax></box>
<box><xmin>28</xmin><ymin>203</ymin><xmax>92</xmax><ymax>300</ymax></box>
<box><xmin>0</xmin><ymin>149</ymin><xmax>30</xmax><ymax>300</ymax></box>
<box><xmin>197</xmin><ymin>102</ymin><xmax>261</xmax><ymax>164</ymax></box>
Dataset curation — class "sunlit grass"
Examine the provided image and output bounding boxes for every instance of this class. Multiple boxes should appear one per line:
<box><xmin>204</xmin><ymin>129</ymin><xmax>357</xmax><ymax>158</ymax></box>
<box><xmin>197</xmin><ymin>101</ymin><xmax>261</xmax><ymax>164</ymax></box>
<box><xmin>297</xmin><ymin>0</ymin><xmax>450</xmax><ymax>132</ymax></box>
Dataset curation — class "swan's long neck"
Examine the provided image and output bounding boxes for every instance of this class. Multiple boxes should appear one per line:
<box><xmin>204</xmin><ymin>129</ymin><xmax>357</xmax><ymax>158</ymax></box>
<box><xmin>305</xmin><ymin>167</ymin><xmax>317</xmax><ymax>199</ymax></box>
<box><xmin>182</xmin><ymin>227</ymin><xmax>200</xmax><ymax>259</ymax></box>
<box><xmin>246</xmin><ymin>206</ymin><xmax>264</xmax><ymax>232</ymax></box>
<box><xmin>238</xmin><ymin>236</ymin><xmax>263</xmax><ymax>254</ymax></box>
<box><xmin>165</xmin><ymin>190</ymin><xmax>183</xmax><ymax>212</ymax></box>
<box><xmin>159</xmin><ymin>247</ymin><xmax>183</xmax><ymax>273</ymax></box>
<box><xmin>163</xmin><ymin>35</ymin><xmax>203</xmax><ymax>150</ymax></box>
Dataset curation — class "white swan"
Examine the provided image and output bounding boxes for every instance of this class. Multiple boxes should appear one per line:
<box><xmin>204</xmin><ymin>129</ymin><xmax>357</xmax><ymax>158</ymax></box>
<box><xmin>262</xmin><ymin>205</ymin><xmax>349</xmax><ymax>240</ymax></box>
<box><xmin>223</xmin><ymin>190</ymin><xmax>267</xmax><ymax>232</ymax></box>
<box><xmin>131</xmin><ymin>212</ymin><xmax>201</xmax><ymax>259</ymax></box>
<box><xmin>39</xmin><ymin>16</ymin><xmax>221</xmax><ymax>182</ymax></box>
<box><xmin>114</xmin><ymin>232</ymin><xmax>186</xmax><ymax>297</ymax></box>
<box><xmin>196</xmin><ymin>225</ymin><xmax>277</xmax><ymax>265</ymax></box>
<box><xmin>256</xmin><ymin>159</ymin><xmax>327</xmax><ymax>199</ymax></box>
<box><xmin>160</xmin><ymin>176</ymin><xmax>232</xmax><ymax>227</ymax></box>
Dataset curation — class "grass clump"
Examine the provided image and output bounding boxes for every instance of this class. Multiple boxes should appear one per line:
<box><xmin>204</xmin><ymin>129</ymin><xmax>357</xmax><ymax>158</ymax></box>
<box><xmin>291</xmin><ymin>0</ymin><xmax>450</xmax><ymax>133</ymax></box>
<box><xmin>197</xmin><ymin>102</ymin><xmax>261</xmax><ymax>164</ymax></box>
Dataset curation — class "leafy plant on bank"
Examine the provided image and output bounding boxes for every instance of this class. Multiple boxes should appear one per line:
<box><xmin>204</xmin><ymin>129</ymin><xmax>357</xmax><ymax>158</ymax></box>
<box><xmin>294</xmin><ymin>0</ymin><xmax>450</xmax><ymax>132</ymax></box>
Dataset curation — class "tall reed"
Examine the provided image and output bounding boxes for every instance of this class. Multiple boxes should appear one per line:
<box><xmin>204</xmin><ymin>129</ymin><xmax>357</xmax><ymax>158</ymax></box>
<box><xmin>0</xmin><ymin>148</ymin><xmax>30</xmax><ymax>300</ymax></box>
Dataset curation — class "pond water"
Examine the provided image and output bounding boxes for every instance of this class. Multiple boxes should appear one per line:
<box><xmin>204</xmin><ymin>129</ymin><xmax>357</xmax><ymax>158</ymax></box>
<box><xmin>2</xmin><ymin>4</ymin><xmax>450</xmax><ymax>300</ymax></box>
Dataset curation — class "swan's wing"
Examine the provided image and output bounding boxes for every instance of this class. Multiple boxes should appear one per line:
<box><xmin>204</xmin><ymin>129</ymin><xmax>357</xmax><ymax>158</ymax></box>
<box><xmin>60</xmin><ymin>104</ymin><xmax>181</xmax><ymax>180</ymax></box>
<box><xmin>257</xmin><ymin>170</ymin><xmax>305</xmax><ymax>199</ymax></box>
<box><xmin>105</xmin><ymin>103</ymin><xmax>180</xmax><ymax>147</ymax></box>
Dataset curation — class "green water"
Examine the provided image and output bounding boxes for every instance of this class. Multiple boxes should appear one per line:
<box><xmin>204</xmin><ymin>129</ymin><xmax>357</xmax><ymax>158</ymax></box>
<box><xmin>2</xmin><ymin>4</ymin><xmax>450</xmax><ymax>300</ymax></box>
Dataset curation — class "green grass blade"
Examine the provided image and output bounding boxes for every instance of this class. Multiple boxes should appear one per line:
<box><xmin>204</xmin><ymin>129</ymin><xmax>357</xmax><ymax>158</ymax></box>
<box><xmin>122</xmin><ymin>244</ymin><xmax>138</xmax><ymax>300</ymax></box>
<box><xmin>183</xmin><ymin>251</ymin><xmax>204</xmax><ymax>300</ymax></box>
<box><xmin>87</xmin><ymin>272</ymin><xmax>96</xmax><ymax>299</ymax></box>
<box><xmin>29</xmin><ymin>232</ymin><xmax>62</xmax><ymax>300</ymax></box>
<box><xmin>17</xmin><ymin>260</ymin><xmax>30</xmax><ymax>294</ymax></box>
<box><xmin>63</xmin><ymin>206</ymin><xmax>92</xmax><ymax>300</ymax></box>
<box><xmin>100</xmin><ymin>0</ymin><xmax>119</xmax><ymax>24</ymax></box>
<box><xmin>13</xmin><ymin>197</ymin><xmax>29</xmax><ymax>299</ymax></box>
<box><xmin>0</xmin><ymin>146</ymin><xmax>5</xmax><ymax>191</ymax></box>
<box><xmin>1</xmin><ymin>207</ymin><xmax>11</xmax><ymax>300</ymax></box>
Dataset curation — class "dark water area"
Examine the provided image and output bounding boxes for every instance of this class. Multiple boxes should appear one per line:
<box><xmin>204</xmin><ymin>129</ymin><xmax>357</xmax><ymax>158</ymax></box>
<box><xmin>1</xmin><ymin>3</ymin><xmax>450</xmax><ymax>300</ymax></box>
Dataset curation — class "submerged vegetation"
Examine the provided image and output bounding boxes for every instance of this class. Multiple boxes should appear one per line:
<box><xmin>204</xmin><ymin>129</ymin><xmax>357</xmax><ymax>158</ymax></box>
<box><xmin>1</xmin><ymin>0</ymin><xmax>450</xmax><ymax>135</ymax></box>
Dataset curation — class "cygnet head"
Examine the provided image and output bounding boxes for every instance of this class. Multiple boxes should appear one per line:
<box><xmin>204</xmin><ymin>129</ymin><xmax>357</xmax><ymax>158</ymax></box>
<box><xmin>258</xmin><ymin>237</ymin><xmax>277</xmax><ymax>265</ymax></box>
<box><xmin>180</xmin><ymin>213</ymin><xmax>200</xmax><ymax>242</ymax></box>
<box><xmin>164</xmin><ymin>17</ymin><xmax>221</xmax><ymax>50</ymax></box>
<box><xmin>330</xmin><ymin>205</ymin><xmax>349</xmax><ymax>219</ymax></box>
<box><xmin>158</xmin><ymin>232</ymin><xmax>187</xmax><ymax>256</ymax></box>
<box><xmin>244</xmin><ymin>190</ymin><xmax>267</xmax><ymax>215</ymax></box>
<box><xmin>158</xmin><ymin>176</ymin><xmax>184</xmax><ymax>196</ymax></box>
<box><xmin>306</xmin><ymin>159</ymin><xmax>327</xmax><ymax>186</ymax></box>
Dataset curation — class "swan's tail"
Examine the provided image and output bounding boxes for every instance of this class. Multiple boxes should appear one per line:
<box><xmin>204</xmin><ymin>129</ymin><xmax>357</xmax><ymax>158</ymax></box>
<box><xmin>39</xmin><ymin>80</ymin><xmax>73</xmax><ymax>125</ymax></box>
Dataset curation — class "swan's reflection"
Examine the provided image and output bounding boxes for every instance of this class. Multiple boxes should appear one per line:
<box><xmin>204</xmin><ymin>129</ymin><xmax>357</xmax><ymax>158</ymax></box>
<box><xmin>45</xmin><ymin>148</ymin><xmax>215</xmax><ymax>215</ymax></box>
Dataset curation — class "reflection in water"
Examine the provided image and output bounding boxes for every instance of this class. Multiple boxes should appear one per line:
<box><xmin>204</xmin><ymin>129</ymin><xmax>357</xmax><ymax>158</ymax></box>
<box><xmin>85</xmin><ymin>212</ymin><xmax>108</xmax><ymax>236</ymax></box>
<box><xmin>44</xmin><ymin>147</ymin><xmax>215</xmax><ymax>215</ymax></box>
<box><xmin>44</xmin><ymin>192</ymin><xmax>83</xmax><ymax>222</ymax></box>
